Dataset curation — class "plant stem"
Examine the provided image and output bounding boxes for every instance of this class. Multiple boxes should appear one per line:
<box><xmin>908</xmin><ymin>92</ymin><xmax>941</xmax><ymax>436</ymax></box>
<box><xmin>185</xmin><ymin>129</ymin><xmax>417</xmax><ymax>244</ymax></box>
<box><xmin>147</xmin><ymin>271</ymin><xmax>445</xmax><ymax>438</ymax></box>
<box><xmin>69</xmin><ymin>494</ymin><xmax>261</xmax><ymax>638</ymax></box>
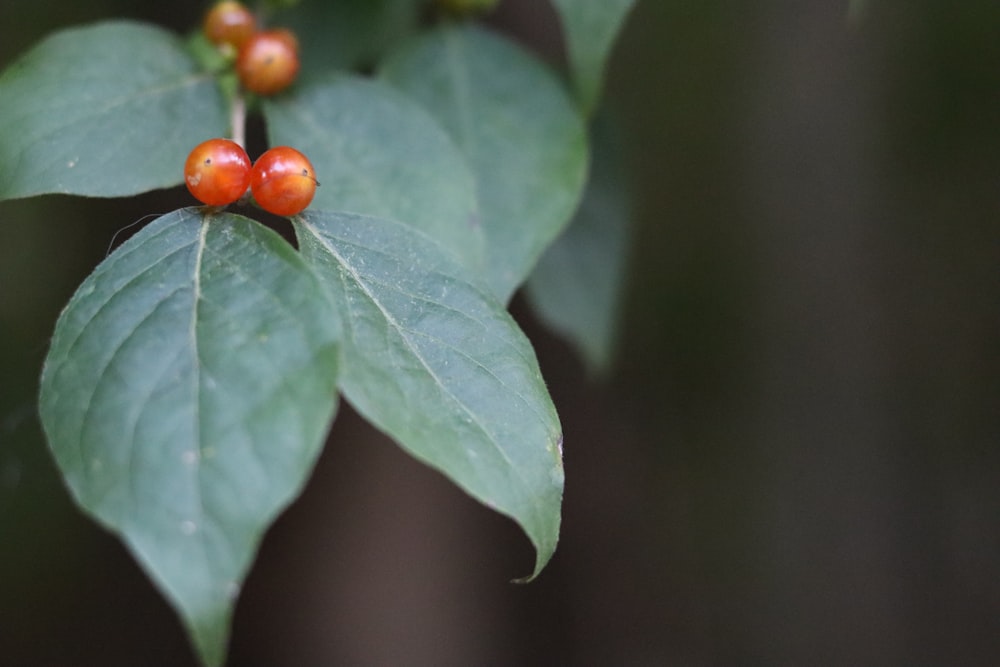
<box><xmin>231</xmin><ymin>93</ymin><xmax>247</xmax><ymax>149</ymax></box>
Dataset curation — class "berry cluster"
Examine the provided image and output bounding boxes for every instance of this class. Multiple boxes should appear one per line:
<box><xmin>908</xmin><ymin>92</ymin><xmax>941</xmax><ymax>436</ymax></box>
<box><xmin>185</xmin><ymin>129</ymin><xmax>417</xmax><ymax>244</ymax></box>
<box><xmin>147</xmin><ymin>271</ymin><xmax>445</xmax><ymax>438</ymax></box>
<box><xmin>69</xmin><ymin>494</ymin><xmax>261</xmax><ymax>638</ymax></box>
<box><xmin>185</xmin><ymin>3</ymin><xmax>317</xmax><ymax>216</ymax></box>
<box><xmin>203</xmin><ymin>1</ymin><xmax>300</xmax><ymax>96</ymax></box>
<box><xmin>185</xmin><ymin>140</ymin><xmax>317</xmax><ymax>216</ymax></box>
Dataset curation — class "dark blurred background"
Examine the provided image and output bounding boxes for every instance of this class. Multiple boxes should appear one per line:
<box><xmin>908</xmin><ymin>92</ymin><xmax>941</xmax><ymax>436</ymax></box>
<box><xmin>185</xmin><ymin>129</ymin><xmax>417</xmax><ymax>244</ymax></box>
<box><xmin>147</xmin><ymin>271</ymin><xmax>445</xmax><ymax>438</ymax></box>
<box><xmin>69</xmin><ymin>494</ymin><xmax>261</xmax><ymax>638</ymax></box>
<box><xmin>2</xmin><ymin>1</ymin><xmax>998</xmax><ymax>665</ymax></box>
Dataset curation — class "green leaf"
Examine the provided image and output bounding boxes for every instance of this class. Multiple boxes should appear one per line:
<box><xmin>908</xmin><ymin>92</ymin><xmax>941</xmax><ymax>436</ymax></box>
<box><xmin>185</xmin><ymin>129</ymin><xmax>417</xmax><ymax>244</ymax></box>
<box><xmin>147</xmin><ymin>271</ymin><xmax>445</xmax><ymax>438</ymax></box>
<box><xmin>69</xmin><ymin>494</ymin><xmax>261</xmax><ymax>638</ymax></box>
<box><xmin>381</xmin><ymin>25</ymin><xmax>588</xmax><ymax>303</ymax></box>
<box><xmin>39</xmin><ymin>208</ymin><xmax>340</xmax><ymax>667</ymax></box>
<box><xmin>525</xmin><ymin>117</ymin><xmax>632</xmax><ymax>373</ymax></box>
<box><xmin>551</xmin><ymin>0</ymin><xmax>637</xmax><ymax>114</ymax></box>
<box><xmin>263</xmin><ymin>76</ymin><xmax>484</xmax><ymax>270</ymax></box>
<box><xmin>293</xmin><ymin>209</ymin><xmax>564</xmax><ymax>579</ymax></box>
<box><xmin>0</xmin><ymin>21</ymin><xmax>227</xmax><ymax>201</ymax></box>
<box><xmin>275</xmin><ymin>0</ymin><xmax>423</xmax><ymax>75</ymax></box>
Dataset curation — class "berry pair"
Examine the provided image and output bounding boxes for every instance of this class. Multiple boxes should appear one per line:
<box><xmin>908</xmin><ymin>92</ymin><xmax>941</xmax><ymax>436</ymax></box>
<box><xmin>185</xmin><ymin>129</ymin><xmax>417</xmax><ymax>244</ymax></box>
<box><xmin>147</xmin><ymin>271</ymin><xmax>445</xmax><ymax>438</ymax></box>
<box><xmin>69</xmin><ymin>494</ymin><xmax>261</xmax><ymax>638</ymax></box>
<box><xmin>203</xmin><ymin>1</ymin><xmax>300</xmax><ymax>96</ymax></box>
<box><xmin>185</xmin><ymin>139</ymin><xmax>317</xmax><ymax>216</ymax></box>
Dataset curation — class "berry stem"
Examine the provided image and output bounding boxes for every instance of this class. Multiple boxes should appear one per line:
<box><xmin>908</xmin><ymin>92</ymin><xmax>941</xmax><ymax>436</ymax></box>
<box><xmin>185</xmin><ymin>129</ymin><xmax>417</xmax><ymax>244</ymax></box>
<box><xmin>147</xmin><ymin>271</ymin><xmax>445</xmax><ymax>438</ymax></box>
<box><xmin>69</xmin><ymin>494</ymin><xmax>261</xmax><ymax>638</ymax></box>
<box><xmin>230</xmin><ymin>92</ymin><xmax>247</xmax><ymax>149</ymax></box>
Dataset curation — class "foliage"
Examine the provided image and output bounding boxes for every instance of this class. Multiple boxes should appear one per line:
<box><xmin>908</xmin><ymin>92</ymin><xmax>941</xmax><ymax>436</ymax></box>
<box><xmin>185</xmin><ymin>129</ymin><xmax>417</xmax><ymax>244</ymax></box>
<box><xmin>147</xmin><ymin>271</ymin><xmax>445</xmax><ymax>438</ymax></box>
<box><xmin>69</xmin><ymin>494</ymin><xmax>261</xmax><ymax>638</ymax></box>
<box><xmin>0</xmin><ymin>1</ymin><xmax>635</xmax><ymax>664</ymax></box>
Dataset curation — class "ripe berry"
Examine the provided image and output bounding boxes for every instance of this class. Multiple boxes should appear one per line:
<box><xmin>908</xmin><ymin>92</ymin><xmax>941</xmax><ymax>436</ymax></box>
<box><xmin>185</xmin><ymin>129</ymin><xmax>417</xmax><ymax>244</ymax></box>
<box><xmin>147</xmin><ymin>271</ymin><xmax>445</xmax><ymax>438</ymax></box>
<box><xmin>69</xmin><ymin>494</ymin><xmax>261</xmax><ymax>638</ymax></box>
<box><xmin>250</xmin><ymin>146</ymin><xmax>317</xmax><ymax>216</ymax></box>
<box><xmin>270</xmin><ymin>28</ymin><xmax>300</xmax><ymax>53</ymax></box>
<box><xmin>184</xmin><ymin>138</ymin><xmax>251</xmax><ymax>207</ymax></box>
<box><xmin>203</xmin><ymin>1</ymin><xmax>257</xmax><ymax>50</ymax></box>
<box><xmin>236</xmin><ymin>29</ymin><xmax>301</xmax><ymax>96</ymax></box>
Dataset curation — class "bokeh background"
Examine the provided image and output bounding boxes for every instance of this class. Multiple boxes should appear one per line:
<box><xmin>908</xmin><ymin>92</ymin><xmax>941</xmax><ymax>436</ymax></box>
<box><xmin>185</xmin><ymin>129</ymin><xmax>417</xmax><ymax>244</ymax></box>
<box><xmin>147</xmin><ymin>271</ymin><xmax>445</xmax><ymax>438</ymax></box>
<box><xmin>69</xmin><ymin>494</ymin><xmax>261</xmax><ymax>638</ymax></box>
<box><xmin>2</xmin><ymin>1</ymin><xmax>998</xmax><ymax>665</ymax></box>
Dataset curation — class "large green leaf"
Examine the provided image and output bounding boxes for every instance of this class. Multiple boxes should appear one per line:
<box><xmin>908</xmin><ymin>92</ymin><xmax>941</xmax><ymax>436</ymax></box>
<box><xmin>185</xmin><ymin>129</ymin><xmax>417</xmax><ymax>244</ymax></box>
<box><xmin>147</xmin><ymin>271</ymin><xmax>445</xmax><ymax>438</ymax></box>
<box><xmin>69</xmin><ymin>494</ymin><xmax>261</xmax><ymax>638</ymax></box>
<box><xmin>0</xmin><ymin>21</ymin><xmax>227</xmax><ymax>201</ymax></box>
<box><xmin>381</xmin><ymin>25</ymin><xmax>588</xmax><ymax>303</ymax></box>
<box><xmin>525</xmin><ymin>116</ymin><xmax>631</xmax><ymax>373</ymax></box>
<box><xmin>551</xmin><ymin>0</ymin><xmax>637</xmax><ymax>113</ymax></box>
<box><xmin>264</xmin><ymin>76</ymin><xmax>484</xmax><ymax>270</ymax></box>
<box><xmin>274</xmin><ymin>0</ymin><xmax>423</xmax><ymax>76</ymax></box>
<box><xmin>293</xmin><ymin>209</ymin><xmax>563</xmax><ymax>579</ymax></box>
<box><xmin>39</xmin><ymin>208</ymin><xmax>340</xmax><ymax>667</ymax></box>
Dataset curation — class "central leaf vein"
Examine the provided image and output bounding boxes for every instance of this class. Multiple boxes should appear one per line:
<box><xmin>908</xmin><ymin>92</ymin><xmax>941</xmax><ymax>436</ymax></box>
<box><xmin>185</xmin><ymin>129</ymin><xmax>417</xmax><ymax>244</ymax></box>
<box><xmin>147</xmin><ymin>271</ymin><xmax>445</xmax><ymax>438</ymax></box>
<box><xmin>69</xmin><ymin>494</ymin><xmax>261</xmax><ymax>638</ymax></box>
<box><xmin>300</xmin><ymin>219</ymin><xmax>525</xmax><ymax>479</ymax></box>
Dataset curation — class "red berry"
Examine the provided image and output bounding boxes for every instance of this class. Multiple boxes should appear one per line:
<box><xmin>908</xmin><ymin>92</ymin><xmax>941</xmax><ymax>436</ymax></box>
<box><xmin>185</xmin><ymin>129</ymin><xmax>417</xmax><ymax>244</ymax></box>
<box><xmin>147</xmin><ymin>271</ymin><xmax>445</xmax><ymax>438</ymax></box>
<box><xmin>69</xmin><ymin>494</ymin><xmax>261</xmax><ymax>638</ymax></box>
<box><xmin>250</xmin><ymin>146</ymin><xmax>317</xmax><ymax>216</ymax></box>
<box><xmin>203</xmin><ymin>1</ymin><xmax>257</xmax><ymax>50</ymax></box>
<box><xmin>270</xmin><ymin>28</ymin><xmax>300</xmax><ymax>53</ymax></box>
<box><xmin>184</xmin><ymin>138</ymin><xmax>251</xmax><ymax>207</ymax></box>
<box><xmin>236</xmin><ymin>30</ymin><xmax>300</xmax><ymax>96</ymax></box>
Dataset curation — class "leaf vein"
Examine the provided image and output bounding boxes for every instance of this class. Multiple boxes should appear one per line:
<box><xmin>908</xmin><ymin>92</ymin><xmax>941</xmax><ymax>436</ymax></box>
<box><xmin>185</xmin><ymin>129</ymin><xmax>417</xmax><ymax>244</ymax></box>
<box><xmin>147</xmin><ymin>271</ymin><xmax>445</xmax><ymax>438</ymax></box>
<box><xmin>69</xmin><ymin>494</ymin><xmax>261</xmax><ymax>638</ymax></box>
<box><xmin>301</xmin><ymin>219</ymin><xmax>534</xmax><ymax>489</ymax></box>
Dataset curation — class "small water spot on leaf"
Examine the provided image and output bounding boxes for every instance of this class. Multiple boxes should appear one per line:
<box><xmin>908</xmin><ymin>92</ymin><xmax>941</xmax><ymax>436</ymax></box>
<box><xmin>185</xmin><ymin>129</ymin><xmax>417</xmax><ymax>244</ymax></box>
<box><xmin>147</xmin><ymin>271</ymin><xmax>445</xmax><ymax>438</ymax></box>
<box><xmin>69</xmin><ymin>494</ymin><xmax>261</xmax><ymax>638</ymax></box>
<box><xmin>180</xmin><ymin>520</ymin><xmax>197</xmax><ymax>535</ymax></box>
<box><xmin>225</xmin><ymin>581</ymin><xmax>240</xmax><ymax>600</ymax></box>
<box><xmin>66</xmin><ymin>158</ymin><xmax>78</xmax><ymax>168</ymax></box>
<box><xmin>181</xmin><ymin>450</ymin><xmax>199</xmax><ymax>466</ymax></box>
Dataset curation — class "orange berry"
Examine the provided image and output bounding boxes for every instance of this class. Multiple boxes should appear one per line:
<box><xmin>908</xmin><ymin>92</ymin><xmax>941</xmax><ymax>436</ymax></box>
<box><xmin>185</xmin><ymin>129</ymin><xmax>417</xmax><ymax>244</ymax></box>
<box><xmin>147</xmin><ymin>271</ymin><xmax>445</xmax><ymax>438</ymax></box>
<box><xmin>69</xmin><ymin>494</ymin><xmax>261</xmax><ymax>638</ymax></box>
<box><xmin>236</xmin><ymin>30</ymin><xmax>301</xmax><ymax>96</ymax></box>
<box><xmin>270</xmin><ymin>28</ymin><xmax>299</xmax><ymax>53</ymax></box>
<box><xmin>184</xmin><ymin>138</ymin><xmax>251</xmax><ymax>207</ymax></box>
<box><xmin>203</xmin><ymin>1</ymin><xmax>257</xmax><ymax>50</ymax></box>
<box><xmin>250</xmin><ymin>146</ymin><xmax>317</xmax><ymax>216</ymax></box>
